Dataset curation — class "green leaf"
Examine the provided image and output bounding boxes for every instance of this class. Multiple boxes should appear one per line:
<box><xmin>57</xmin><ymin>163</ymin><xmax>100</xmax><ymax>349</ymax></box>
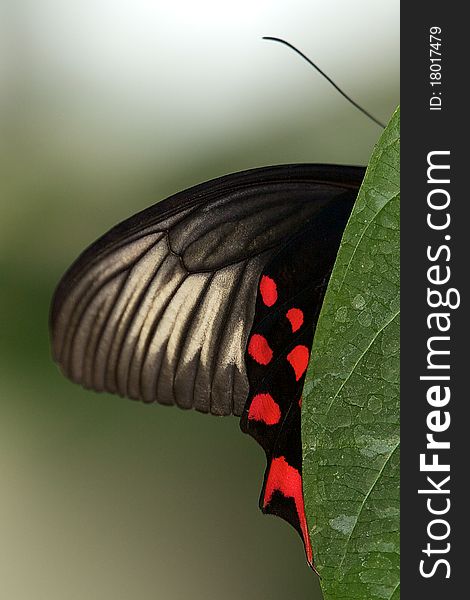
<box><xmin>302</xmin><ymin>107</ymin><xmax>400</xmax><ymax>600</ymax></box>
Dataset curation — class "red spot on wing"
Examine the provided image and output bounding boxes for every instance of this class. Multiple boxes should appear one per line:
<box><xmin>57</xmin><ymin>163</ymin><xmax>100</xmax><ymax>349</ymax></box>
<box><xmin>248</xmin><ymin>334</ymin><xmax>273</xmax><ymax>365</ymax></box>
<box><xmin>287</xmin><ymin>345</ymin><xmax>310</xmax><ymax>381</ymax></box>
<box><xmin>286</xmin><ymin>308</ymin><xmax>304</xmax><ymax>332</ymax></box>
<box><xmin>263</xmin><ymin>456</ymin><xmax>313</xmax><ymax>566</ymax></box>
<box><xmin>259</xmin><ymin>275</ymin><xmax>278</xmax><ymax>307</ymax></box>
<box><xmin>248</xmin><ymin>393</ymin><xmax>281</xmax><ymax>425</ymax></box>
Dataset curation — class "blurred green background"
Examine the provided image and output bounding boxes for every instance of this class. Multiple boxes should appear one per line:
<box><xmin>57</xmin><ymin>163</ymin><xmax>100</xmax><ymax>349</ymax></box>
<box><xmin>0</xmin><ymin>1</ymin><xmax>398</xmax><ymax>599</ymax></box>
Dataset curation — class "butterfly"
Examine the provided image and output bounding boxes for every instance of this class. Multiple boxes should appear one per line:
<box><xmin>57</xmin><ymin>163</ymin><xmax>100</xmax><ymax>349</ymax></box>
<box><xmin>50</xmin><ymin>161</ymin><xmax>365</xmax><ymax>568</ymax></box>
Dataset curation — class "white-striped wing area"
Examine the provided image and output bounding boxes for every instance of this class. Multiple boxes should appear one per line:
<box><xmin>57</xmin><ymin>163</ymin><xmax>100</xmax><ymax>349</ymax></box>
<box><xmin>50</xmin><ymin>164</ymin><xmax>365</xmax><ymax>417</ymax></box>
<box><xmin>52</xmin><ymin>227</ymin><xmax>268</xmax><ymax>415</ymax></box>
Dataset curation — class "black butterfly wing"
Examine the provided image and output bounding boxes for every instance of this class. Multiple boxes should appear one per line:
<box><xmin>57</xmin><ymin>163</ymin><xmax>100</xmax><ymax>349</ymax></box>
<box><xmin>240</xmin><ymin>188</ymin><xmax>361</xmax><ymax>564</ymax></box>
<box><xmin>50</xmin><ymin>163</ymin><xmax>365</xmax><ymax>566</ymax></box>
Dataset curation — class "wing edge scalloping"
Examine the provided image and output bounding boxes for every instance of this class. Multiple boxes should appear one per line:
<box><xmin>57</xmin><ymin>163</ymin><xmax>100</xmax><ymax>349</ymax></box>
<box><xmin>209</xmin><ymin>256</ymin><xmax>269</xmax><ymax>416</ymax></box>
<box><xmin>173</xmin><ymin>264</ymin><xmax>247</xmax><ymax>415</ymax></box>
<box><xmin>192</xmin><ymin>262</ymin><xmax>249</xmax><ymax>416</ymax></box>
<box><xmin>153</xmin><ymin>272</ymin><xmax>213</xmax><ymax>407</ymax></box>
<box><xmin>70</xmin><ymin>273</ymin><xmax>127</xmax><ymax>388</ymax></box>
<box><xmin>53</xmin><ymin>232</ymin><xmax>165</xmax><ymax>369</ymax></box>
<box><xmin>64</xmin><ymin>235</ymin><xmax>167</xmax><ymax>389</ymax></box>
<box><xmin>207</xmin><ymin>260</ymin><xmax>248</xmax><ymax>414</ymax></box>
<box><xmin>133</xmin><ymin>266</ymin><xmax>191</xmax><ymax>404</ymax></box>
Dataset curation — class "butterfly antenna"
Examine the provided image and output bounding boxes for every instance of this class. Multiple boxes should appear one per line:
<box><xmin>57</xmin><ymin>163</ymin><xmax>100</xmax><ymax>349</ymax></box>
<box><xmin>263</xmin><ymin>36</ymin><xmax>385</xmax><ymax>129</ymax></box>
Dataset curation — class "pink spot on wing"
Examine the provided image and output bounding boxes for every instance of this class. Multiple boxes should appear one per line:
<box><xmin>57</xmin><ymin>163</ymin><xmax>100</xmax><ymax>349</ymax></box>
<box><xmin>286</xmin><ymin>308</ymin><xmax>304</xmax><ymax>333</ymax></box>
<box><xmin>248</xmin><ymin>393</ymin><xmax>281</xmax><ymax>425</ymax></box>
<box><xmin>287</xmin><ymin>345</ymin><xmax>309</xmax><ymax>381</ymax></box>
<box><xmin>248</xmin><ymin>334</ymin><xmax>273</xmax><ymax>365</ymax></box>
<box><xmin>260</xmin><ymin>275</ymin><xmax>278</xmax><ymax>307</ymax></box>
<box><xmin>263</xmin><ymin>456</ymin><xmax>313</xmax><ymax>566</ymax></box>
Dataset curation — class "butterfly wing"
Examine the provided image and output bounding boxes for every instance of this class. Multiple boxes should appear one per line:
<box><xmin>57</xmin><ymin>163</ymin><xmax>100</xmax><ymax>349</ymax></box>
<box><xmin>50</xmin><ymin>162</ymin><xmax>365</xmax><ymax>564</ymax></box>
<box><xmin>241</xmin><ymin>189</ymin><xmax>362</xmax><ymax>565</ymax></box>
